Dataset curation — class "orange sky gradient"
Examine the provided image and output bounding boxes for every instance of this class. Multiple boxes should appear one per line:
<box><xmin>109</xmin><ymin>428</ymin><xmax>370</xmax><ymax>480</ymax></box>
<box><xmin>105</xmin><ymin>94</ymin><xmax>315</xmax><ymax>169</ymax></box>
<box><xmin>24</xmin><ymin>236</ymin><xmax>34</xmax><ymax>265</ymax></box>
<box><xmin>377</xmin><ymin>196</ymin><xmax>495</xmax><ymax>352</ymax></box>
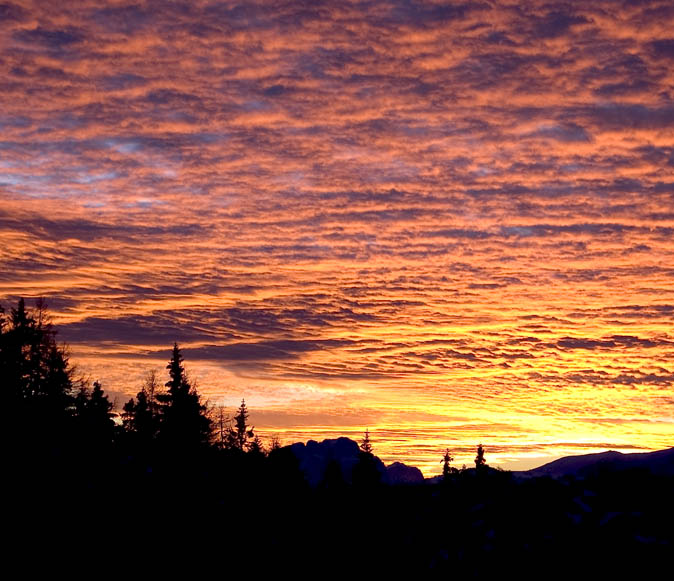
<box><xmin>1</xmin><ymin>0</ymin><xmax>673</xmax><ymax>474</ymax></box>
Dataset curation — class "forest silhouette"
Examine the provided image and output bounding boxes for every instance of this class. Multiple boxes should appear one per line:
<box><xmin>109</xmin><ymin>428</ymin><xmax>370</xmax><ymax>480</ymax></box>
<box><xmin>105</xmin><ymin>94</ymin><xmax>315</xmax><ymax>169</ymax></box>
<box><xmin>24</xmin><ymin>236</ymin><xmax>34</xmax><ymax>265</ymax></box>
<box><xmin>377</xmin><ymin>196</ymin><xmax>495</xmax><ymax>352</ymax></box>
<box><xmin>2</xmin><ymin>298</ymin><xmax>672</xmax><ymax>576</ymax></box>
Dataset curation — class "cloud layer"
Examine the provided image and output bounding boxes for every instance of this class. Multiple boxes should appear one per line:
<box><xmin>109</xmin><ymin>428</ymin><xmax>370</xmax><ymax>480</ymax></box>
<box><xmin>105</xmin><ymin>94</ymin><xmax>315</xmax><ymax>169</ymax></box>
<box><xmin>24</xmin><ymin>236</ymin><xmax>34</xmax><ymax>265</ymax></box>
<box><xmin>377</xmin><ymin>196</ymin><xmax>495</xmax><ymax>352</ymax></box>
<box><xmin>1</xmin><ymin>0</ymin><xmax>673</xmax><ymax>473</ymax></box>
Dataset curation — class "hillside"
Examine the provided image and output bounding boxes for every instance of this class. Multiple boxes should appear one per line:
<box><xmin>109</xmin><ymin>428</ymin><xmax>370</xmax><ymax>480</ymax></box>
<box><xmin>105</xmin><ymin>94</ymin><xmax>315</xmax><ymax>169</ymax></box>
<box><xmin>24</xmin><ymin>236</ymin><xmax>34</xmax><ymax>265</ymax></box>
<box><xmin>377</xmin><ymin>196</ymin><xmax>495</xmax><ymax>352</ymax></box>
<box><xmin>520</xmin><ymin>447</ymin><xmax>674</xmax><ymax>479</ymax></box>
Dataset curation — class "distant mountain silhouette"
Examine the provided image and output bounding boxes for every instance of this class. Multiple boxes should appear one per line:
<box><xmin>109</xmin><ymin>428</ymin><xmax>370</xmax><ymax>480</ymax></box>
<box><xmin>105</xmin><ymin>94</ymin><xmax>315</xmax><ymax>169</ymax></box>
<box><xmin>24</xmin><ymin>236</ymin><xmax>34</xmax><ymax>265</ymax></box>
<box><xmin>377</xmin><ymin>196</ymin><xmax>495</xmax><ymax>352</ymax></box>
<box><xmin>290</xmin><ymin>439</ymin><xmax>674</xmax><ymax>484</ymax></box>
<box><xmin>288</xmin><ymin>437</ymin><xmax>424</xmax><ymax>486</ymax></box>
<box><xmin>520</xmin><ymin>447</ymin><xmax>674</xmax><ymax>479</ymax></box>
<box><xmin>386</xmin><ymin>461</ymin><xmax>424</xmax><ymax>484</ymax></box>
<box><xmin>289</xmin><ymin>437</ymin><xmax>379</xmax><ymax>486</ymax></box>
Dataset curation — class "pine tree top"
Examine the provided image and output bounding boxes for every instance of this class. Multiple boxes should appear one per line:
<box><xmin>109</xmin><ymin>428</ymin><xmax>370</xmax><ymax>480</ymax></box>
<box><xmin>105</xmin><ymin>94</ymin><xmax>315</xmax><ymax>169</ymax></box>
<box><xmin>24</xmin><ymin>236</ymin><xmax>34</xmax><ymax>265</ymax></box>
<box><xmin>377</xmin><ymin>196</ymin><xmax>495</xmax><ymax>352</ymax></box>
<box><xmin>166</xmin><ymin>343</ymin><xmax>188</xmax><ymax>394</ymax></box>
<box><xmin>475</xmin><ymin>443</ymin><xmax>486</xmax><ymax>468</ymax></box>
<box><xmin>360</xmin><ymin>428</ymin><xmax>373</xmax><ymax>454</ymax></box>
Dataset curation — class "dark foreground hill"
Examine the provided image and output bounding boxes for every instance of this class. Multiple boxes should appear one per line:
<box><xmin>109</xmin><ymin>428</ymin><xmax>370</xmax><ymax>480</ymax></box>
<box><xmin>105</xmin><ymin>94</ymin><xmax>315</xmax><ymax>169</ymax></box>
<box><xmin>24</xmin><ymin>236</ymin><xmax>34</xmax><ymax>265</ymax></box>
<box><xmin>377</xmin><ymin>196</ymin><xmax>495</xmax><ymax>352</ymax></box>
<box><xmin>8</xmin><ymin>435</ymin><xmax>674</xmax><ymax>578</ymax></box>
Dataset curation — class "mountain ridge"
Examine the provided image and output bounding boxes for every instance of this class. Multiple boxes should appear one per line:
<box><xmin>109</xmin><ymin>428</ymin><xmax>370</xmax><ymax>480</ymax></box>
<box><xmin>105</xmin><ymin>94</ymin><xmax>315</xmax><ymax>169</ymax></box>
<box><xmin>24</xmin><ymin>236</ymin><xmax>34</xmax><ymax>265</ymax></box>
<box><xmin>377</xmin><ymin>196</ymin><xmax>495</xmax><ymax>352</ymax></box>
<box><xmin>517</xmin><ymin>446</ymin><xmax>674</xmax><ymax>479</ymax></box>
<box><xmin>286</xmin><ymin>436</ymin><xmax>674</xmax><ymax>483</ymax></box>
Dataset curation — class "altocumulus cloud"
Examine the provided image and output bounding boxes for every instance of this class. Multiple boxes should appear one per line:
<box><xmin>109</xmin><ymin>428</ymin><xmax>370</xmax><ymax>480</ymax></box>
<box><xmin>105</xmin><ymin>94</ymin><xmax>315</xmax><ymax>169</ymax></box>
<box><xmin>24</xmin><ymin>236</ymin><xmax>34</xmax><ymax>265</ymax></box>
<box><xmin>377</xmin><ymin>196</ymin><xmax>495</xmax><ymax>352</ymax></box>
<box><xmin>1</xmin><ymin>0</ymin><xmax>673</xmax><ymax>471</ymax></box>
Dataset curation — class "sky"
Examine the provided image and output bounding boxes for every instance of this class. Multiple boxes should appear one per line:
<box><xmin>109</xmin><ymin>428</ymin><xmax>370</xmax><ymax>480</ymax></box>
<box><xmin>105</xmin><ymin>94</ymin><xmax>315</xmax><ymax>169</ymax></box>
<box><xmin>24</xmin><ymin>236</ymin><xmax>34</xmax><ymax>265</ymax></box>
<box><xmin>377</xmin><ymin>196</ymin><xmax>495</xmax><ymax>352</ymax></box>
<box><xmin>1</xmin><ymin>0</ymin><xmax>673</xmax><ymax>474</ymax></box>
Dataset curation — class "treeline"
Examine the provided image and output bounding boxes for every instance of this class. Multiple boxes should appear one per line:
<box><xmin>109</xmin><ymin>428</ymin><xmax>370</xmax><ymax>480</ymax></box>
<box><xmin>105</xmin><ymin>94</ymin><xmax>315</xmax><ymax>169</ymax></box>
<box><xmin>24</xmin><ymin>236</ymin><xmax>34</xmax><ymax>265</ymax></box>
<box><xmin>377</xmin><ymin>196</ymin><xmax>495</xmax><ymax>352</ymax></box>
<box><xmin>1</xmin><ymin>298</ymin><xmax>317</xmax><ymax>492</ymax></box>
<box><xmin>2</xmin><ymin>298</ymin><xmax>286</xmax><ymax>459</ymax></box>
<box><xmin>2</xmin><ymin>298</ymin><xmax>672</xmax><ymax>576</ymax></box>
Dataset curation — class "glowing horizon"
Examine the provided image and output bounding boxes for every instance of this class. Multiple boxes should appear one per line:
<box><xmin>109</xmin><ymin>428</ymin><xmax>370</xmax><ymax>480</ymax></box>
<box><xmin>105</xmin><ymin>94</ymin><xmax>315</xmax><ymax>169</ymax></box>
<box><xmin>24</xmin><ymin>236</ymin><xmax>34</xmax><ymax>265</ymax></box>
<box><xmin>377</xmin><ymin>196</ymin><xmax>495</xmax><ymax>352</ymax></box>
<box><xmin>1</xmin><ymin>0</ymin><xmax>673</xmax><ymax>475</ymax></box>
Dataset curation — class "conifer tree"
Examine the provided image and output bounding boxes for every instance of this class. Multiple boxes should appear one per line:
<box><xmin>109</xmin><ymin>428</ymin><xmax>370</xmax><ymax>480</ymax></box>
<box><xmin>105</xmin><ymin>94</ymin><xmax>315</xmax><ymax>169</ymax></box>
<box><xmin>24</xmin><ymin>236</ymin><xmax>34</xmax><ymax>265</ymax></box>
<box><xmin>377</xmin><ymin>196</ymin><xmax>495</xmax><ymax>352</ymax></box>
<box><xmin>353</xmin><ymin>429</ymin><xmax>381</xmax><ymax>489</ymax></box>
<box><xmin>231</xmin><ymin>398</ymin><xmax>254</xmax><ymax>451</ymax></box>
<box><xmin>268</xmin><ymin>434</ymin><xmax>282</xmax><ymax>452</ymax></box>
<box><xmin>442</xmin><ymin>448</ymin><xmax>454</xmax><ymax>481</ymax></box>
<box><xmin>248</xmin><ymin>434</ymin><xmax>266</xmax><ymax>456</ymax></box>
<box><xmin>360</xmin><ymin>428</ymin><xmax>373</xmax><ymax>455</ymax></box>
<box><xmin>74</xmin><ymin>380</ymin><xmax>116</xmax><ymax>448</ymax></box>
<box><xmin>475</xmin><ymin>443</ymin><xmax>486</xmax><ymax>471</ymax></box>
<box><xmin>0</xmin><ymin>298</ymin><xmax>75</xmax><ymax>447</ymax></box>
<box><xmin>122</xmin><ymin>370</ymin><xmax>161</xmax><ymax>447</ymax></box>
<box><xmin>155</xmin><ymin>343</ymin><xmax>211</xmax><ymax>451</ymax></box>
<box><xmin>1</xmin><ymin>298</ymin><xmax>73</xmax><ymax>409</ymax></box>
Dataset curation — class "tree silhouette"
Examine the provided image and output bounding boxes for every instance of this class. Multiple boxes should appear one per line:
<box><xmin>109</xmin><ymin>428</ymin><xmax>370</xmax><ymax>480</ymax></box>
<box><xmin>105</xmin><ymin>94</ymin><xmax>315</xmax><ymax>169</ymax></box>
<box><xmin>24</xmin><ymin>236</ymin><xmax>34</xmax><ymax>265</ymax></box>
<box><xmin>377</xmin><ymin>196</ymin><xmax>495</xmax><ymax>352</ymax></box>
<box><xmin>268</xmin><ymin>434</ymin><xmax>282</xmax><ymax>452</ymax></box>
<box><xmin>1</xmin><ymin>298</ymin><xmax>73</xmax><ymax>409</ymax></box>
<box><xmin>155</xmin><ymin>343</ymin><xmax>211</xmax><ymax>452</ymax></box>
<box><xmin>0</xmin><ymin>298</ymin><xmax>75</xmax><ymax>451</ymax></box>
<box><xmin>74</xmin><ymin>380</ymin><xmax>115</xmax><ymax>444</ymax></box>
<box><xmin>230</xmin><ymin>398</ymin><xmax>255</xmax><ymax>451</ymax></box>
<box><xmin>353</xmin><ymin>429</ymin><xmax>381</xmax><ymax>489</ymax></box>
<box><xmin>210</xmin><ymin>404</ymin><xmax>233</xmax><ymax>450</ymax></box>
<box><xmin>122</xmin><ymin>370</ymin><xmax>162</xmax><ymax>450</ymax></box>
<box><xmin>475</xmin><ymin>443</ymin><xmax>486</xmax><ymax>472</ymax></box>
<box><xmin>248</xmin><ymin>434</ymin><xmax>266</xmax><ymax>456</ymax></box>
<box><xmin>442</xmin><ymin>448</ymin><xmax>455</xmax><ymax>481</ymax></box>
<box><xmin>360</xmin><ymin>428</ymin><xmax>373</xmax><ymax>454</ymax></box>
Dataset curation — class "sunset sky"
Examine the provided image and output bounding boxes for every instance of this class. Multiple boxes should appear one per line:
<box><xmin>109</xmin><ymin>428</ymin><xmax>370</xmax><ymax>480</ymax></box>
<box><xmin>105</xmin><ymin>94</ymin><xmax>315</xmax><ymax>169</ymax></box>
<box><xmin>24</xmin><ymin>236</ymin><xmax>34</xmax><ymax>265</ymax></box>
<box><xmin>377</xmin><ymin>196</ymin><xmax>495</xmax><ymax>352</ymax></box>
<box><xmin>1</xmin><ymin>0</ymin><xmax>673</xmax><ymax>474</ymax></box>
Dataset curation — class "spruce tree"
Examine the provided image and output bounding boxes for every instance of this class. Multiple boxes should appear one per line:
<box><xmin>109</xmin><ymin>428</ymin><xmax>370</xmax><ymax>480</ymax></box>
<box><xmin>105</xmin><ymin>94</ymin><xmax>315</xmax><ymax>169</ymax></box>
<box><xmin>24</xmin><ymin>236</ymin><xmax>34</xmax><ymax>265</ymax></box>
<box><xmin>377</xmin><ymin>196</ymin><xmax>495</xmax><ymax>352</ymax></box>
<box><xmin>268</xmin><ymin>434</ymin><xmax>282</xmax><ymax>452</ymax></box>
<box><xmin>475</xmin><ymin>443</ymin><xmax>486</xmax><ymax>472</ymax></box>
<box><xmin>0</xmin><ymin>298</ymin><xmax>75</xmax><ymax>448</ymax></box>
<box><xmin>360</xmin><ymin>428</ymin><xmax>373</xmax><ymax>454</ymax></box>
<box><xmin>122</xmin><ymin>370</ymin><xmax>161</xmax><ymax>448</ymax></box>
<box><xmin>1</xmin><ymin>298</ymin><xmax>73</xmax><ymax>408</ymax></box>
<box><xmin>248</xmin><ymin>434</ymin><xmax>266</xmax><ymax>456</ymax></box>
<box><xmin>353</xmin><ymin>429</ymin><xmax>381</xmax><ymax>489</ymax></box>
<box><xmin>73</xmin><ymin>380</ymin><xmax>116</xmax><ymax>450</ymax></box>
<box><xmin>156</xmin><ymin>343</ymin><xmax>211</xmax><ymax>452</ymax></box>
<box><xmin>442</xmin><ymin>448</ymin><xmax>454</xmax><ymax>481</ymax></box>
<box><xmin>231</xmin><ymin>398</ymin><xmax>254</xmax><ymax>451</ymax></box>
